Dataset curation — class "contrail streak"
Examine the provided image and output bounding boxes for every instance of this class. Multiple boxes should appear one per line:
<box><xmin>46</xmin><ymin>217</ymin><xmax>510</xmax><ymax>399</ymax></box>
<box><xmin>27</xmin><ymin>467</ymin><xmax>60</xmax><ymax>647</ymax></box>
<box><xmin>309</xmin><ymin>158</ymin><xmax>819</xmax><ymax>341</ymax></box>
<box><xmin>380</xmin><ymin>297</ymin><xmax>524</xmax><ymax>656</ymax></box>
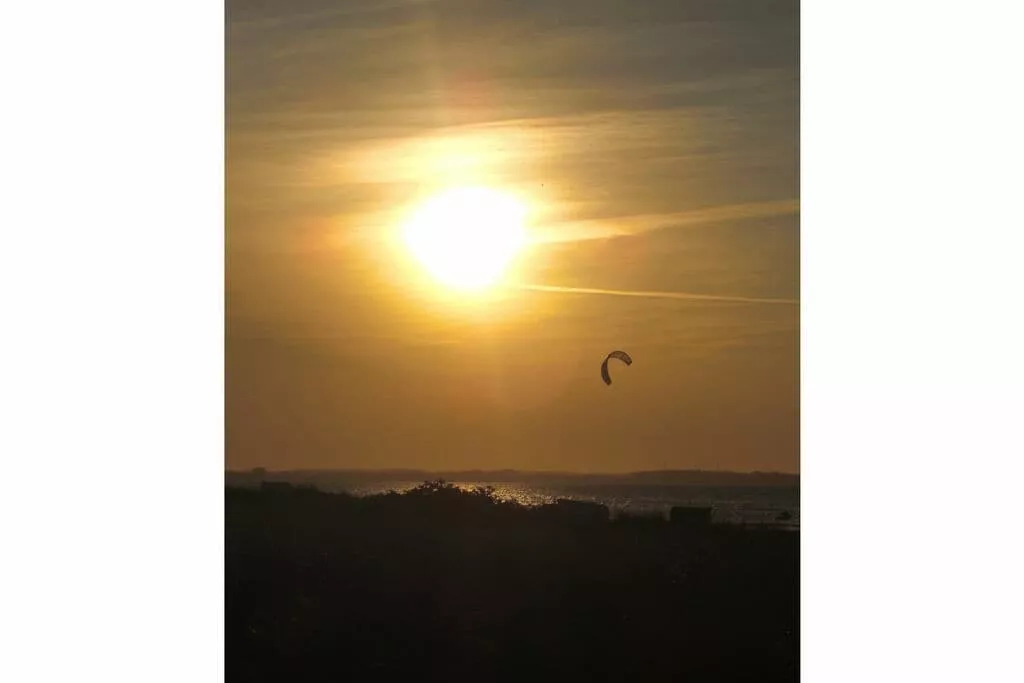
<box><xmin>513</xmin><ymin>283</ymin><xmax>798</xmax><ymax>306</ymax></box>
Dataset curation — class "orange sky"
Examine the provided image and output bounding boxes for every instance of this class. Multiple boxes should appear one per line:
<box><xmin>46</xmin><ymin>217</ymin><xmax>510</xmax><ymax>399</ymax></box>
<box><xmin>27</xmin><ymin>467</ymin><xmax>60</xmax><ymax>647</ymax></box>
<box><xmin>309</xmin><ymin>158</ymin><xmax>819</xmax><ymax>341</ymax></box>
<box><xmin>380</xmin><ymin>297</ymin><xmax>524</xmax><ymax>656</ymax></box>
<box><xmin>226</xmin><ymin>0</ymin><xmax>799</xmax><ymax>473</ymax></box>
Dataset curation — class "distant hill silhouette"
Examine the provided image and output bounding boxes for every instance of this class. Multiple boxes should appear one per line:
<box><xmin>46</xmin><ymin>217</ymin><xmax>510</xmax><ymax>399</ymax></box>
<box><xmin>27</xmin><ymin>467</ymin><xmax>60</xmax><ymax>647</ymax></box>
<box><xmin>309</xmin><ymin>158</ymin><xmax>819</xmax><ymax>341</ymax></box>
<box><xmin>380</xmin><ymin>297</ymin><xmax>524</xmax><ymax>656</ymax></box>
<box><xmin>226</xmin><ymin>467</ymin><xmax>799</xmax><ymax>489</ymax></box>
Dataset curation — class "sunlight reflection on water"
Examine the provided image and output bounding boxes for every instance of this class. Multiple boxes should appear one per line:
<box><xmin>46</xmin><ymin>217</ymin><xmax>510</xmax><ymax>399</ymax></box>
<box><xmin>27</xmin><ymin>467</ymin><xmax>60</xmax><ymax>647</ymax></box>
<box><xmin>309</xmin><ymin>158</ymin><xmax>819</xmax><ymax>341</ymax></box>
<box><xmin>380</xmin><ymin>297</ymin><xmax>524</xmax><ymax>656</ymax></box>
<box><xmin>340</xmin><ymin>480</ymin><xmax>799</xmax><ymax>527</ymax></box>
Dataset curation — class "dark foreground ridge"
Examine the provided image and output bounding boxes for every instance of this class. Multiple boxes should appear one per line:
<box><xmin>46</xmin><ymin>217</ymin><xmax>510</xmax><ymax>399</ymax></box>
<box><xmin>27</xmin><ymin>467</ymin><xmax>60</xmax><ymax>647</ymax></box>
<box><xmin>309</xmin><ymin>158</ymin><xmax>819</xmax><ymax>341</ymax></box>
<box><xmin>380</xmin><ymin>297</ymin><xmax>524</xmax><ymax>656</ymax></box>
<box><xmin>227</xmin><ymin>481</ymin><xmax>799</xmax><ymax>682</ymax></box>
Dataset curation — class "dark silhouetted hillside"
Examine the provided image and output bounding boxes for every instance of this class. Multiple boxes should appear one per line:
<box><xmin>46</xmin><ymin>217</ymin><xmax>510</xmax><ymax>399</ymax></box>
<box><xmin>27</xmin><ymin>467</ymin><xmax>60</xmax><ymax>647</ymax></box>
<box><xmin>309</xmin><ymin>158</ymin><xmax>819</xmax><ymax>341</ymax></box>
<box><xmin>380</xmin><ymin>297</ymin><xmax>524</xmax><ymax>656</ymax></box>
<box><xmin>226</xmin><ymin>481</ymin><xmax>798</xmax><ymax>682</ymax></box>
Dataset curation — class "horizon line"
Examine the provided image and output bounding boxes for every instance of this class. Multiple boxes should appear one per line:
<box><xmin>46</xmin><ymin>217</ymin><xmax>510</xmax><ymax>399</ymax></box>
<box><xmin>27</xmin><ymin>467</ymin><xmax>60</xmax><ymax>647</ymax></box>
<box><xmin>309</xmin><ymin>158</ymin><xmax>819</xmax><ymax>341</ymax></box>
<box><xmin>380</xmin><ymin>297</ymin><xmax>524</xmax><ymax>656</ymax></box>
<box><xmin>227</xmin><ymin>466</ymin><xmax>800</xmax><ymax>477</ymax></box>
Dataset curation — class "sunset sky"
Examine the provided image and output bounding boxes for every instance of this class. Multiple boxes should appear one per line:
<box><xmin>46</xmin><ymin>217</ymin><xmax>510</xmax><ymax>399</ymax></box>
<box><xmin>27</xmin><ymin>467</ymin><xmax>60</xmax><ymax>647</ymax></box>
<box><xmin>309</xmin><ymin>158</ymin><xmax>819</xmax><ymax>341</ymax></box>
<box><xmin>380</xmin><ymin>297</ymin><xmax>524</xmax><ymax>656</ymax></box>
<box><xmin>226</xmin><ymin>0</ymin><xmax>799</xmax><ymax>473</ymax></box>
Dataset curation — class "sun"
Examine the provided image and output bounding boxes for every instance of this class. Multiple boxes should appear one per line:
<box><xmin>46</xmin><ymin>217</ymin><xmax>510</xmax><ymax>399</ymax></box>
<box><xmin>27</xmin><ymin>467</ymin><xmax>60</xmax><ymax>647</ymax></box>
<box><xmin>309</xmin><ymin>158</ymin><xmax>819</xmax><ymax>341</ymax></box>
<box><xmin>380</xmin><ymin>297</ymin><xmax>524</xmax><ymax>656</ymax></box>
<box><xmin>401</xmin><ymin>186</ymin><xmax>527</xmax><ymax>291</ymax></box>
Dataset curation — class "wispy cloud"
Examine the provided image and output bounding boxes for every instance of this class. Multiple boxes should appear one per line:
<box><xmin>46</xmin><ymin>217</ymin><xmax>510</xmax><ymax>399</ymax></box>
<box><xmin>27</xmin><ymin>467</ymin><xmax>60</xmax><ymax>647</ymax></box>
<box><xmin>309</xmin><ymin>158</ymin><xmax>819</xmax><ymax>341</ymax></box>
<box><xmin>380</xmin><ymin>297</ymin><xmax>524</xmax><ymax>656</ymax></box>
<box><xmin>228</xmin><ymin>0</ymin><xmax>435</xmax><ymax>34</ymax></box>
<box><xmin>531</xmin><ymin>198</ymin><xmax>799</xmax><ymax>243</ymax></box>
<box><xmin>513</xmin><ymin>283</ymin><xmax>797</xmax><ymax>305</ymax></box>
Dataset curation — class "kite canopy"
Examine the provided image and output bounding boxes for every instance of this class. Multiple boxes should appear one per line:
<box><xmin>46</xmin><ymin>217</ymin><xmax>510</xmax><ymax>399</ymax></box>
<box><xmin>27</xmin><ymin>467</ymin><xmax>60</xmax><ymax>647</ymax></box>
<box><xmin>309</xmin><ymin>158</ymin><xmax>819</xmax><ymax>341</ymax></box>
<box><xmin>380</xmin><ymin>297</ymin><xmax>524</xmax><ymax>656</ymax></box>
<box><xmin>600</xmin><ymin>350</ymin><xmax>633</xmax><ymax>385</ymax></box>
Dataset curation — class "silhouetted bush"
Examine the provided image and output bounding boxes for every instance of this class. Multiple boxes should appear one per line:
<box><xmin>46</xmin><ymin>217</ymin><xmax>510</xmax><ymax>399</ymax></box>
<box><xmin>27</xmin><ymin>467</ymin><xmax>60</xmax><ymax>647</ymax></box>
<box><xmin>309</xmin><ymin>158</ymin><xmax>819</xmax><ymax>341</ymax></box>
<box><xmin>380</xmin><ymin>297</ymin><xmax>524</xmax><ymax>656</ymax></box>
<box><xmin>670</xmin><ymin>505</ymin><xmax>714</xmax><ymax>526</ymax></box>
<box><xmin>533</xmin><ymin>498</ymin><xmax>610</xmax><ymax>525</ymax></box>
<box><xmin>225</xmin><ymin>481</ymin><xmax>798</xmax><ymax>682</ymax></box>
<box><xmin>613</xmin><ymin>507</ymin><xmax>667</xmax><ymax>524</ymax></box>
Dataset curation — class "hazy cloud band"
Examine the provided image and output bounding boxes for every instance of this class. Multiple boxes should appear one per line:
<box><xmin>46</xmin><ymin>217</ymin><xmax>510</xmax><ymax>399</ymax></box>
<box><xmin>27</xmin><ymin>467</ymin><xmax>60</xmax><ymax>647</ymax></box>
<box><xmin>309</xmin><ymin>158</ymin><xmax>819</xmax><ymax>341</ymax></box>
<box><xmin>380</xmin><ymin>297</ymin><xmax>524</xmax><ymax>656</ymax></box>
<box><xmin>515</xmin><ymin>283</ymin><xmax>798</xmax><ymax>305</ymax></box>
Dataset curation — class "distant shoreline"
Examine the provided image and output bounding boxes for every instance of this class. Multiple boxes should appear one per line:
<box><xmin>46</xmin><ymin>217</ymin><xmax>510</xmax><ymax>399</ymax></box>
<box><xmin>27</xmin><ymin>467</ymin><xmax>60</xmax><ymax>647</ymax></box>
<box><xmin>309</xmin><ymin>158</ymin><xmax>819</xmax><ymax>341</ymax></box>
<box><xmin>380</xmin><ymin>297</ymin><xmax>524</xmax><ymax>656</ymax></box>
<box><xmin>225</xmin><ymin>468</ymin><xmax>799</xmax><ymax>488</ymax></box>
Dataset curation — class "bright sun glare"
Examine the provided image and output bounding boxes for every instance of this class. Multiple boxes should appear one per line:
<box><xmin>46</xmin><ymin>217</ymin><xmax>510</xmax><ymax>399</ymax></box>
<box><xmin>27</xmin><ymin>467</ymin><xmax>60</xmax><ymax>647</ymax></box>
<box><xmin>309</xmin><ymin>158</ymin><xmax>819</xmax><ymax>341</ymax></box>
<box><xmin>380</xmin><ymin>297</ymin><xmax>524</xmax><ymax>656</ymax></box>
<box><xmin>402</xmin><ymin>186</ymin><xmax>527</xmax><ymax>291</ymax></box>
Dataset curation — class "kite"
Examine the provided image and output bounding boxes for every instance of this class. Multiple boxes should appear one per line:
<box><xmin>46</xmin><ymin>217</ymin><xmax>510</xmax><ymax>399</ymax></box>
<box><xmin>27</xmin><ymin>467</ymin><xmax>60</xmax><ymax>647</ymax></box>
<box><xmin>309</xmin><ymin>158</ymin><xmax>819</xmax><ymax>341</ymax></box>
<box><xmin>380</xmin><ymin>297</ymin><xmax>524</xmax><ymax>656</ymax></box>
<box><xmin>600</xmin><ymin>350</ymin><xmax>632</xmax><ymax>385</ymax></box>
